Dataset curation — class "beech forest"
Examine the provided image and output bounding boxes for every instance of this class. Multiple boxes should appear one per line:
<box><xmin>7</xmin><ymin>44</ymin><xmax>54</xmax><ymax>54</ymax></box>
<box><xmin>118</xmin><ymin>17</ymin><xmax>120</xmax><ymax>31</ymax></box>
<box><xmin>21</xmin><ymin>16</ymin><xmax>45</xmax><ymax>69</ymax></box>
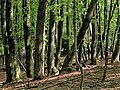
<box><xmin>0</xmin><ymin>0</ymin><xmax>120</xmax><ymax>89</ymax></box>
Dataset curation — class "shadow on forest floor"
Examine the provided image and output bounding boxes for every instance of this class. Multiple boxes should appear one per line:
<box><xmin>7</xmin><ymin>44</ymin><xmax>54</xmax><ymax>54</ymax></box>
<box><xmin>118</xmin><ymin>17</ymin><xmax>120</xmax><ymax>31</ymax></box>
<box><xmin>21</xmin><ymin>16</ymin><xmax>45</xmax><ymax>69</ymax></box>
<box><xmin>0</xmin><ymin>58</ymin><xmax>120</xmax><ymax>90</ymax></box>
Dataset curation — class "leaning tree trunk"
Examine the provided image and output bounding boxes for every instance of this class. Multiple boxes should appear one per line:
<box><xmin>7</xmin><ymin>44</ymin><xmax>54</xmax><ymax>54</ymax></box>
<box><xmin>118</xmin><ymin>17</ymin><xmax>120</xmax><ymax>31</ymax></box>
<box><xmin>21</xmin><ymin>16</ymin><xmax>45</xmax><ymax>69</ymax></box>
<box><xmin>62</xmin><ymin>0</ymin><xmax>98</xmax><ymax>68</ymax></box>
<box><xmin>22</xmin><ymin>0</ymin><xmax>33</xmax><ymax>78</ymax></box>
<box><xmin>34</xmin><ymin>0</ymin><xmax>47</xmax><ymax>80</ymax></box>
<box><xmin>47</xmin><ymin>0</ymin><xmax>58</xmax><ymax>75</ymax></box>
<box><xmin>78</xmin><ymin>0</ymin><xmax>87</xmax><ymax>67</ymax></box>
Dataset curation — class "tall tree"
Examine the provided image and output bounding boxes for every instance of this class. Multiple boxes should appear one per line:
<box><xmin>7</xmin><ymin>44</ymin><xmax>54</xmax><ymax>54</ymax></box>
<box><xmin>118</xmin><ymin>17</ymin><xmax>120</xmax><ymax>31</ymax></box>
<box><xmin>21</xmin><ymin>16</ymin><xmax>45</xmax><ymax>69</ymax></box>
<box><xmin>55</xmin><ymin>1</ymin><xmax>64</xmax><ymax>69</ymax></box>
<box><xmin>102</xmin><ymin>0</ymin><xmax>108</xmax><ymax>42</ymax></box>
<box><xmin>77</xmin><ymin>0</ymin><xmax>87</xmax><ymax>69</ymax></box>
<box><xmin>22</xmin><ymin>0</ymin><xmax>33</xmax><ymax>78</ymax></box>
<box><xmin>96</xmin><ymin>3</ymin><xmax>103</xmax><ymax>58</ymax></box>
<box><xmin>111</xmin><ymin>0</ymin><xmax>120</xmax><ymax>63</ymax></box>
<box><xmin>90</xmin><ymin>5</ymin><xmax>97</xmax><ymax>65</ymax></box>
<box><xmin>6</xmin><ymin>0</ymin><xmax>20</xmax><ymax>82</ymax></box>
<box><xmin>63</xmin><ymin>0</ymin><xmax>98</xmax><ymax>68</ymax></box>
<box><xmin>103</xmin><ymin>0</ymin><xmax>118</xmax><ymax>81</ymax></box>
<box><xmin>66</xmin><ymin>0</ymin><xmax>70</xmax><ymax>53</ymax></box>
<box><xmin>73</xmin><ymin>0</ymin><xmax>84</xmax><ymax>89</ymax></box>
<box><xmin>34</xmin><ymin>0</ymin><xmax>47</xmax><ymax>80</ymax></box>
<box><xmin>47</xmin><ymin>0</ymin><xmax>58</xmax><ymax>75</ymax></box>
<box><xmin>1</xmin><ymin>0</ymin><xmax>7</xmax><ymax>69</ymax></box>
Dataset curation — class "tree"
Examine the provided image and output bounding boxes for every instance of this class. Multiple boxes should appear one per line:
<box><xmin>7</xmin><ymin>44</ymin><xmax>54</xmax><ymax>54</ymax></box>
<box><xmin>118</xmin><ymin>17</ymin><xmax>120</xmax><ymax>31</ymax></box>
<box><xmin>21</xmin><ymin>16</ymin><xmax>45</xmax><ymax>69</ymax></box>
<box><xmin>47</xmin><ymin>0</ymin><xmax>58</xmax><ymax>75</ymax></box>
<box><xmin>66</xmin><ymin>0</ymin><xmax>70</xmax><ymax>53</ymax></box>
<box><xmin>6</xmin><ymin>0</ymin><xmax>20</xmax><ymax>82</ymax></box>
<box><xmin>103</xmin><ymin>0</ymin><xmax>118</xmax><ymax>81</ymax></box>
<box><xmin>102</xmin><ymin>0</ymin><xmax>108</xmax><ymax>42</ymax></box>
<box><xmin>90</xmin><ymin>5</ymin><xmax>97</xmax><ymax>65</ymax></box>
<box><xmin>1</xmin><ymin>0</ymin><xmax>7</xmax><ymax>69</ymax></box>
<box><xmin>55</xmin><ymin>0</ymin><xmax>64</xmax><ymax>69</ymax></box>
<box><xmin>111</xmin><ymin>0</ymin><xmax>120</xmax><ymax>63</ymax></box>
<box><xmin>73</xmin><ymin>0</ymin><xmax>84</xmax><ymax>89</ymax></box>
<box><xmin>22</xmin><ymin>0</ymin><xmax>33</xmax><ymax>78</ymax></box>
<box><xmin>34</xmin><ymin>0</ymin><xmax>47</xmax><ymax>80</ymax></box>
<box><xmin>63</xmin><ymin>0</ymin><xmax>98</xmax><ymax>68</ymax></box>
<box><xmin>96</xmin><ymin>3</ymin><xmax>103</xmax><ymax>58</ymax></box>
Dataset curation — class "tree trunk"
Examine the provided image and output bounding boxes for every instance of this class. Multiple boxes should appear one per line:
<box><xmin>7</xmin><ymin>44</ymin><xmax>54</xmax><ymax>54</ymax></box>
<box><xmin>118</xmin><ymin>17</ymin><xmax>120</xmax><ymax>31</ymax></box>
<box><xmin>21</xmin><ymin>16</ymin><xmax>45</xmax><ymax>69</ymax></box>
<box><xmin>62</xmin><ymin>0</ymin><xmax>98</xmax><ymax>68</ymax></box>
<box><xmin>77</xmin><ymin>0</ymin><xmax>87</xmax><ymax>67</ymax></box>
<box><xmin>73</xmin><ymin>0</ymin><xmax>84</xmax><ymax>89</ymax></box>
<box><xmin>22</xmin><ymin>0</ymin><xmax>33</xmax><ymax>78</ymax></box>
<box><xmin>103</xmin><ymin>0</ymin><xmax>113</xmax><ymax>81</ymax></box>
<box><xmin>34</xmin><ymin>0</ymin><xmax>47</xmax><ymax>80</ymax></box>
<box><xmin>112</xmin><ymin>18</ymin><xmax>118</xmax><ymax>52</ymax></box>
<box><xmin>96</xmin><ymin>3</ymin><xmax>103</xmax><ymax>58</ymax></box>
<box><xmin>102</xmin><ymin>0</ymin><xmax>108</xmax><ymax>42</ymax></box>
<box><xmin>90</xmin><ymin>5</ymin><xmax>97</xmax><ymax>65</ymax></box>
<box><xmin>66</xmin><ymin>0</ymin><xmax>70</xmax><ymax>53</ymax></box>
<box><xmin>111</xmin><ymin>0</ymin><xmax>120</xmax><ymax>63</ymax></box>
<box><xmin>1</xmin><ymin>0</ymin><xmax>7</xmax><ymax>69</ymax></box>
<box><xmin>55</xmin><ymin>1</ymin><xmax>63</xmax><ymax>69</ymax></box>
<box><xmin>6</xmin><ymin>0</ymin><xmax>20</xmax><ymax>82</ymax></box>
<box><xmin>47</xmin><ymin>0</ymin><xmax>58</xmax><ymax>75</ymax></box>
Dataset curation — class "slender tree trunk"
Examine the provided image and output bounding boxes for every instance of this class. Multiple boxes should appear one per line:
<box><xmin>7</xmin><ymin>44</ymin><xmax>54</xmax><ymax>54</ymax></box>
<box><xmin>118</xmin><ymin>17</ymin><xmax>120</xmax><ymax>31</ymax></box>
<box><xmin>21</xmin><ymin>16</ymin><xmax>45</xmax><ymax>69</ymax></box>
<box><xmin>34</xmin><ymin>0</ymin><xmax>47</xmax><ymax>80</ymax></box>
<box><xmin>66</xmin><ymin>0</ymin><xmax>70</xmax><ymax>53</ymax></box>
<box><xmin>14</xmin><ymin>0</ymin><xmax>22</xmax><ymax>68</ymax></box>
<box><xmin>112</xmin><ymin>18</ymin><xmax>118</xmax><ymax>52</ymax></box>
<box><xmin>1</xmin><ymin>0</ymin><xmax>7</xmax><ymax>69</ymax></box>
<box><xmin>47</xmin><ymin>0</ymin><xmax>58</xmax><ymax>75</ymax></box>
<box><xmin>90</xmin><ymin>5</ymin><xmax>97</xmax><ymax>65</ymax></box>
<box><xmin>96</xmin><ymin>4</ymin><xmax>103</xmax><ymax>58</ymax></box>
<box><xmin>55</xmin><ymin>1</ymin><xmax>63</xmax><ymax>69</ymax></box>
<box><xmin>22</xmin><ymin>0</ymin><xmax>33</xmax><ymax>78</ymax></box>
<box><xmin>13</xmin><ymin>0</ymin><xmax>21</xmax><ymax>80</ymax></box>
<box><xmin>103</xmin><ymin>0</ymin><xmax>118</xmax><ymax>81</ymax></box>
<box><xmin>102</xmin><ymin>0</ymin><xmax>107</xmax><ymax>42</ymax></box>
<box><xmin>73</xmin><ymin>0</ymin><xmax>84</xmax><ymax>89</ymax></box>
<box><xmin>103</xmin><ymin>0</ymin><xmax>113</xmax><ymax>81</ymax></box>
<box><xmin>111</xmin><ymin>0</ymin><xmax>120</xmax><ymax>63</ymax></box>
<box><xmin>62</xmin><ymin>0</ymin><xmax>98</xmax><ymax>68</ymax></box>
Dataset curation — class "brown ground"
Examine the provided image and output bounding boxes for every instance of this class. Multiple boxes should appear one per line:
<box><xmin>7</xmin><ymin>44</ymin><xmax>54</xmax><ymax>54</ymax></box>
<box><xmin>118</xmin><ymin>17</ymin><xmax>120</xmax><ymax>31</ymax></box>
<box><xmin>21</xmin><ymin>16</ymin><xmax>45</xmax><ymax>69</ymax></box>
<box><xmin>0</xmin><ymin>58</ymin><xmax>120</xmax><ymax>90</ymax></box>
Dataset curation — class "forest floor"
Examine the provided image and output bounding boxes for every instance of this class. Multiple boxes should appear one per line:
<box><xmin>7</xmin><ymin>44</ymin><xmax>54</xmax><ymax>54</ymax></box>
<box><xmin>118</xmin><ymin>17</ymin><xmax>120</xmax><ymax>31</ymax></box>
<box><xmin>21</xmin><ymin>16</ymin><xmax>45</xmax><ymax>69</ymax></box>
<box><xmin>0</xmin><ymin>57</ymin><xmax>120</xmax><ymax>90</ymax></box>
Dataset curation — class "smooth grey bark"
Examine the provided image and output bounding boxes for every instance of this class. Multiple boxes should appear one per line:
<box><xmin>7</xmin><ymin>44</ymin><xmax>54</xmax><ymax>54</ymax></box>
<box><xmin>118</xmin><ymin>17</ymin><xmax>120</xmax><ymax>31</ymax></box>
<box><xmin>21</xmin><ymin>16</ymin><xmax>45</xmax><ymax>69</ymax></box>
<box><xmin>47</xmin><ymin>0</ymin><xmax>58</xmax><ymax>75</ymax></box>
<box><xmin>90</xmin><ymin>5</ymin><xmax>97</xmax><ymax>65</ymax></box>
